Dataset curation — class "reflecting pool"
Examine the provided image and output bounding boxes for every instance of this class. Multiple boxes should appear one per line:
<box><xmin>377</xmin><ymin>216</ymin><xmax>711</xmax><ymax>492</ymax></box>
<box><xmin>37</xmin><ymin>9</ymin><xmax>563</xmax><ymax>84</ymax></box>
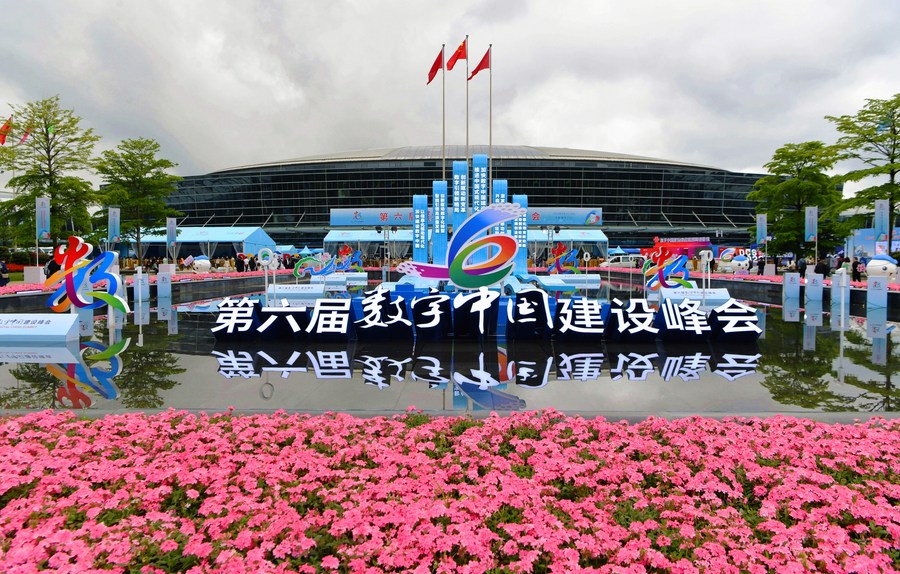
<box><xmin>0</xmin><ymin>293</ymin><xmax>897</xmax><ymax>418</ymax></box>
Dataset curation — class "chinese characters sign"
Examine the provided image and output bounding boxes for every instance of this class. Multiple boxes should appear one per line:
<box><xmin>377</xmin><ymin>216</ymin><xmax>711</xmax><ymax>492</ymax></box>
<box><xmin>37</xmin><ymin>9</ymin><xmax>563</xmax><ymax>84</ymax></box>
<box><xmin>212</xmin><ymin>289</ymin><xmax>761</xmax><ymax>343</ymax></box>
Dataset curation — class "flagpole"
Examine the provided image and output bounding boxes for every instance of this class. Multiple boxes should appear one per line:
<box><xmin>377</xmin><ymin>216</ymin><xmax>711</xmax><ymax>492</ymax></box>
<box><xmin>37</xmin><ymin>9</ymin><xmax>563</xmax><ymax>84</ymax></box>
<box><xmin>465</xmin><ymin>34</ymin><xmax>469</xmax><ymax>167</ymax></box>
<box><xmin>488</xmin><ymin>44</ymin><xmax>493</xmax><ymax>195</ymax></box>
<box><xmin>441</xmin><ymin>44</ymin><xmax>446</xmax><ymax>182</ymax></box>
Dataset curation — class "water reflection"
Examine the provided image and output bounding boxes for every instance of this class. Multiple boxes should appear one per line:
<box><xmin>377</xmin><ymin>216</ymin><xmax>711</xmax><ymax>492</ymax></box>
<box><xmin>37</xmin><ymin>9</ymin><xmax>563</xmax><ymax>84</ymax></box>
<box><xmin>0</xmin><ymin>318</ymin><xmax>185</xmax><ymax>410</ymax></box>
<box><xmin>0</xmin><ymin>301</ymin><xmax>897</xmax><ymax>414</ymax></box>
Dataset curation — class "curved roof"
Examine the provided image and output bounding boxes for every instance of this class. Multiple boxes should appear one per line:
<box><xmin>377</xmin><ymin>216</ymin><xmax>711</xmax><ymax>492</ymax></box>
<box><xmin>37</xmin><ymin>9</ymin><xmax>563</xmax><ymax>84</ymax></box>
<box><xmin>214</xmin><ymin>145</ymin><xmax>720</xmax><ymax>174</ymax></box>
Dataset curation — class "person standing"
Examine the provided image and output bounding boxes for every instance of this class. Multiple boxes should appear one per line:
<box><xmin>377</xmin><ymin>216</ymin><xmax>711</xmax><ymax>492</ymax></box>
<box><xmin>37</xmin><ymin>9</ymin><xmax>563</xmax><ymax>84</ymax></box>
<box><xmin>756</xmin><ymin>257</ymin><xmax>765</xmax><ymax>275</ymax></box>
<box><xmin>851</xmin><ymin>257</ymin><xmax>863</xmax><ymax>282</ymax></box>
<box><xmin>0</xmin><ymin>260</ymin><xmax>9</xmax><ymax>287</ymax></box>
<box><xmin>797</xmin><ymin>256</ymin><xmax>807</xmax><ymax>277</ymax></box>
<box><xmin>235</xmin><ymin>256</ymin><xmax>245</xmax><ymax>273</ymax></box>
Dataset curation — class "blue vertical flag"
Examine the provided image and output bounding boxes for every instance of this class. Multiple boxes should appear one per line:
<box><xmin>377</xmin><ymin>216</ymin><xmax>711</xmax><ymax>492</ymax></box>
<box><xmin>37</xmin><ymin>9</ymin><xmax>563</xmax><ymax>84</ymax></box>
<box><xmin>451</xmin><ymin>161</ymin><xmax>468</xmax><ymax>245</ymax></box>
<box><xmin>412</xmin><ymin>195</ymin><xmax>428</xmax><ymax>263</ymax></box>
<box><xmin>874</xmin><ymin>199</ymin><xmax>890</xmax><ymax>256</ymax></box>
<box><xmin>512</xmin><ymin>194</ymin><xmax>529</xmax><ymax>274</ymax></box>
<box><xmin>108</xmin><ymin>207</ymin><xmax>121</xmax><ymax>244</ymax></box>
<box><xmin>166</xmin><ymin>217</ymin><xmax>177</xmax><ymax>259</ymax></box>
<box><xmin>470</xmin><ymin>154</ymin><xmax>489</xmax><ymax>264</ymax></box>
<box><xmin>36</xmin><ymin>196</ymin><xmax>50</xmax><ymax>241</ymax></box>
<box><xmin>874</xmin><ymin>200</ymin><xmax>890</xmax><ymax>242</ymax></box>
<box><xmin>491</xmin><ymin>180</ymin><xmax>508</xmax><ymax>235</ymax></box>
<box><xmin>432</xmin><ymin>181</ymin><xmax>448</xmax><ymax>264</ymax></box>
<box><xmin>756</xmin><ymin>214</ymin><xmax>767</xmax><ymax>245</ymax></box>
<box><xmin>805</xmin><ymin>206</ymin><xmax>817</xmax><ymax>242</ymax></box>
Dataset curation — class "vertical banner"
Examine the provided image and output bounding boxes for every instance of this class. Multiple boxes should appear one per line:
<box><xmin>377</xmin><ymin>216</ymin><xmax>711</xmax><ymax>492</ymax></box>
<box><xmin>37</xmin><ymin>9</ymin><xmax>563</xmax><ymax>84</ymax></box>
<box><xmin>756</xmin><ymin>214</ymin><xmax>767</xmax><ymax>246</ymax></box>
<box><xmin>491</xmin><ymin>180</ymin><xmax>508</xmax><ymax>235</ymax></box>
<box><xmin>470</xmin><ymin>155</ymin><xmax>489</xmax><ymax>265</ymax></box>
<box><xmin>36</xmin><ymin>196</ymin><xmax>51</xmax><ymax>241</ymax></box>
<box><xmin>412</xmin><ymin>195</ymin><xmax>428</xmax><ymax>263</ymax></box>
<box><xmin>451</xmin><ymin>160</ymin><xmax>468</xmax><ymax>243</ymax></box>
<box><xmin>805</xmin><ymin>273</ymin><xmax>823</xmax><ymax>301</ymax></box>
<box><xmin>157</xmin><ymin>271</ymin><xmax>173</xmax><ymax>300</ymax></box>
<box><xmin>166</xmin><ymin>217</ymin><xmax>177</xmax><ymax>261</ymax></box>
<box><xmin>867</xmin><ymin>276</ymin><xmax>888</xmax><ymax>309</ymax></box>
<box><xmin>874</xmin><ymin>199</ymin><xmax>890</xmax><ymax>255</ymax></box>
<box><xmin>783</xmin><ymin>272</ymin><xmax>800</xmax><ymax>299</ymax></box>
<box><xmin>432</xmin><ymin>181</ymin><xmax>448</xmax><ymax>265</ymax></box>
<box><xmin>804</xmin><ymin>206</ymin><xmax>817</xmax><ymax>242</ymax></box>
<box><xmin>512</xmin><ymin>194</ymin><xmax>528</xmax><ymax>274</ymax></box>
<box><xmin>107</xmin><ymin>207</ymin><xmax>121</xmax><ymax>244</ymax></box>
<box><xmin>471</xmin><ymin>154</ymin><xmax>488</xmax><ymax>213</ymax></box>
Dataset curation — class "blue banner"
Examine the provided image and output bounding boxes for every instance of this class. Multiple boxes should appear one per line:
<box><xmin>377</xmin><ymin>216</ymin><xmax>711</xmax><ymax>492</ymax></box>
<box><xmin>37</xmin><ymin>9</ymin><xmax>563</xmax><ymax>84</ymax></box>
<box><xmin>874</xmin><ymin>199</ymin><xmax>889</xmax><ymax>241</ymax></box>
<box><xmin>512</xmin><ymin>194</ymin><xmax>529</xmax><ymax>274</ymax></box>
<box><xmin>470</xmin><ymin>155</ymin><xmax>489</xmax><ymax>265</ymax></box>
<box><xmin>527</xmin><ymin>208</ymin><xmax>602</xmax><ymax>226</ymax></box>
<box><xmin>108</xmin><ymin>207</ymin><xmax>121</xmax><ymax>244</ymax></box>
<box><xmin>330</xmin><ymin>206</ymin><xmax>601</xmax><ymax>228</ymax></box>
<box><xmin>36</xmin><ymin>196</ymin><xmax>50</xmax><ymax>241</ymax></box>
<box><xmin>471</xmin><ymin>155</ymin><xmax>488</xmax><ymax>213</ymax></box>
<box><xmin>451</xmin><ymin>161</ymin><xmax>468</xmax><ymax>240</ymax></box>
<box><xmin>805</xmin><ymin>206</ymin><xmax>817</xmax><ymax>242</ymax></box>
<box><xmin>756</xmin><ymin>214</ymin><xmax>767</xmax><ymax>245</ymax></box>
<box><xmin>412</xmin><ymin>195</ymin><xmax>428</xmax><ymax>263</ymax></box>
<box><xmin>492</xmin><ymin>180</ymin><xmax>508</xmax><ymax>235</ymax></box>
<box><xmin>166</xmin><ymin>218</ymin><xmax>177</xmax><ymax>247</ymax></box>
<box><xmin>432</xmin><ymin>181</ymin><xmax>448</xmax><ymax>265</ymax></box>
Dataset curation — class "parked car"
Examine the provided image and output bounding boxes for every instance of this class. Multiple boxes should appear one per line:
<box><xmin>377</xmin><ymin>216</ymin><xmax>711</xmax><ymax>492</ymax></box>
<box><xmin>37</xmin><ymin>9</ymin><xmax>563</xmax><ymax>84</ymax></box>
<box><xmin>598</xmin><ymin>255</ymin><xmax>646</xmax><ymax>268</ymax></box>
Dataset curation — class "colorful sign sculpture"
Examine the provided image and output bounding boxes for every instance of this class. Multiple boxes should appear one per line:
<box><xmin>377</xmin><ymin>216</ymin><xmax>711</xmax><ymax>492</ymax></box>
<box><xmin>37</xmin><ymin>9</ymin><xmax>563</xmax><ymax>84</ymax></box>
<box><xmin>398</xmin><ymin>203</ymin><xmax>525</xmax><ymax>289</ymax></box>
<box><xmin>44</xmin><ymin>236</ymin><xmax>130</xmax><ymax>313</ymax></box>
<box><xmin>642</xmin><ymin>242</ymin><xmax>693</xmax><ymax>290</ymax></box>
<box><xmin>293</xmin><ymin>244</ymin><xmax>363</xmax><ymax>278</ymax></box>
<box><xmin>546</xmin><ymin>242</ymin><xmax>581</xmax><ymax>274</ymax></box>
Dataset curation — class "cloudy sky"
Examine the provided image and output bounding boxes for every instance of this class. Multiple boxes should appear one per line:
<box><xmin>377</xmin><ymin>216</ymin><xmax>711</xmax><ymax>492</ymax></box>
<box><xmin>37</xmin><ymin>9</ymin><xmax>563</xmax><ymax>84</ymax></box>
<box><xmin>1</xmin><ymin>0</ymin><xmax>898</xmax><ymax>185</ymax></box>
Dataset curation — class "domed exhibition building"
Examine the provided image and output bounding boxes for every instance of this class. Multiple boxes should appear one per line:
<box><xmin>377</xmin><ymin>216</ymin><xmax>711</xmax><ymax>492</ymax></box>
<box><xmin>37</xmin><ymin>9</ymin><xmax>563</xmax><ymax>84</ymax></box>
<box><xmin>166</xmin><ymin>145</ymin><xmax>766</xmax><ymax>259</ymax></box>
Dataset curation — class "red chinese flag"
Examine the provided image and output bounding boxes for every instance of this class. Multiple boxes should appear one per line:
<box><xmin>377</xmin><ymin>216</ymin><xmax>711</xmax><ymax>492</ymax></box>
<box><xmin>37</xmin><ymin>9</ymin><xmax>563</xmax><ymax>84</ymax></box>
<box><xmin>468</xmin><ymin>47</ymin><xmax>490</xmax><ymax>80</ymax></box>
<box><xmin>446</xmin><ymin>38</ymin><xmax>467</xmax><ymax>71</ymax></box>
<box><xmin>427</xmin><ymin>47</ymin><xmax>443</xmax><ymax>85</ymax></box>
<box><xmin>0</xmin><ymin>117</ymin><xmax>11</xmax><ymax>145</ymax></box>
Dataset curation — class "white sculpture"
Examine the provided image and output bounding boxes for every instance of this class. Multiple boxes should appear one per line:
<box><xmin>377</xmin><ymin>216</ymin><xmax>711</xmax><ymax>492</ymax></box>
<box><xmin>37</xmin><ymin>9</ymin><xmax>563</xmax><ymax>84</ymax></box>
<box><xmin>732</xmin><ymin>255</ymin><xmax>751</xmax><ymax>275</ymax></box>
<box><xmin>191</xmin><ymin>258</ymin><xmax>211</xmax><ymax>274</ymax></box>
<box><xmin>865</xmin><ymin>254</ymin><xmax>898</xmax><ymax>282</ymax></box>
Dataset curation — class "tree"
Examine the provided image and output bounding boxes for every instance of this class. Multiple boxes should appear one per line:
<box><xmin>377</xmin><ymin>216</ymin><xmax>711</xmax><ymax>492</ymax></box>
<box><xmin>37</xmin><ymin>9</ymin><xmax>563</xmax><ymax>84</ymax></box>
<box><xmin>747</xmin><ymin>141</ymin><xmax>845</xmax><ymax>259</ymax></box>
<box><xmin>93</xmin><ymin>138</ymin><xmax>182</xmax><ymax>259</ymax></box>
<box><xmin>0</xmin><ymin>96</ymin><xmax>101</xmax><ymax>246</ymax></box>
<box><xmin>826</xmin><ymin>93</ymin><xmax>900</xmax><ymax>233</ymax></box>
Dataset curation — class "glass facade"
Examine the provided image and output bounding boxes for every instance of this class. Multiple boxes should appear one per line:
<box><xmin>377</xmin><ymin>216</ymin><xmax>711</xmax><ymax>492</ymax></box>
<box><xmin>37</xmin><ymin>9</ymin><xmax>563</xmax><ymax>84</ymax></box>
<box><xmin>168</xmin><ymin>145</ymin><xmax>766</xmax><ymax>248</ymax></box>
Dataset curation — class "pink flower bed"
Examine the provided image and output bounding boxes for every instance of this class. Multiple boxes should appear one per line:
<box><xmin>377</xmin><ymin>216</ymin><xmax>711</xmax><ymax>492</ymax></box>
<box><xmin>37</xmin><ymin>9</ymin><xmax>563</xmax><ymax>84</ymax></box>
<box><xmin>2</xmin><ymin>410</ymin><xmax>899</xmax><ymax>572</ymax></box>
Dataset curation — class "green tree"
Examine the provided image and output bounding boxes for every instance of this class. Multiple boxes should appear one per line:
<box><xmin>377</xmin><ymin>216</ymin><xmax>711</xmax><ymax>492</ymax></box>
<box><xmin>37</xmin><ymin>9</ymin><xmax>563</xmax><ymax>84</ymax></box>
<box><xmin>93</xmin><ymin>138</ymin><xmax>182</xmax><ymax>259</ymax></box>
<box><xmin>748</xmin><ymin>141</ymin><xmax>844</xmax><ymax>259</ymax></box>
<box><xmin>0</xmin><ymin>96</ymin><xmax>101</xmax><ymax>246</ymax></box>
<box><xmin>826</xmin><ymin>93</ymin><xmax>900</xmax><ymax>232</ymax></box>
